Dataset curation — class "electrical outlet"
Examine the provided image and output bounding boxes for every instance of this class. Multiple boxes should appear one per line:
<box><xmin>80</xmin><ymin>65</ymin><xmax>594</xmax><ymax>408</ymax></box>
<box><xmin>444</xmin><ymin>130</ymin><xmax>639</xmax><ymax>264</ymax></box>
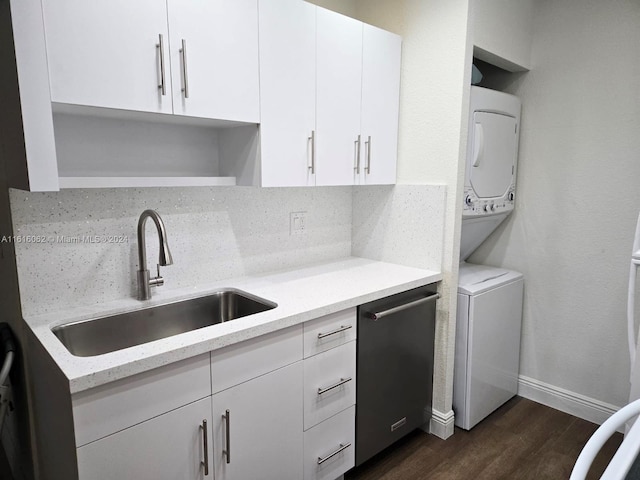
<box><xmin>290</xmin><ymin>211</ymin><xmax>307</xmax><ymax>235</ymax></box>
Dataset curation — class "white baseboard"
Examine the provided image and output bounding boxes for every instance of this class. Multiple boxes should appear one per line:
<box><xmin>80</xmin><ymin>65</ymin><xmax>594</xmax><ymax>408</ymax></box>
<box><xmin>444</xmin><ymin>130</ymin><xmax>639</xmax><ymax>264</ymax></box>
<box><xmin>518</xmin><ymin>375</ymin><xmax>620</xmax><ymax>427</ymax></box>
<box><xmin>426</xmin><ymin>408</ymin><xmax>455</xmax><ymax>439</ymax></box>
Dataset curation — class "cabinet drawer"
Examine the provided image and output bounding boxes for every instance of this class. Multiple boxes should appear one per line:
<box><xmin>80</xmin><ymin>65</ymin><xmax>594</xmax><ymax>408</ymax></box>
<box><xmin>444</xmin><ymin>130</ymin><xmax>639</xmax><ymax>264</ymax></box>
<box><xmin>72</xmin><ymin>353</ymin><xmax>210</xmax><ymax>447</ymax></box>
<box><xmin>211</xmin><ymin>324</ymin><xmax>303</xmax><ymax>394</ymax></box>
<box><xmin>304</xmin><ymin>341</ymin><xmax>356</xmax><ymax>430</ymax></box>
<box><xmin>303</xmin><ymin>308</ymin><xmax>356</xmax><ymax>358</ymax></box>
<box><xmin>304</xmin><ymin>406</ymin><xmax>355</xmax><ymax>480</ymax></box>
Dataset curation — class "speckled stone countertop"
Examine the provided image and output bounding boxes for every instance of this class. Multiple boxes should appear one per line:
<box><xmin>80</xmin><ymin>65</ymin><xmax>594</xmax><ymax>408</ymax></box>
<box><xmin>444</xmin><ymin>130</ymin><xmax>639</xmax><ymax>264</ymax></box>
<box><xmin>25</xmin><ymin>257</ymin><xmax>441</xmax><ymax>394</ymax></box>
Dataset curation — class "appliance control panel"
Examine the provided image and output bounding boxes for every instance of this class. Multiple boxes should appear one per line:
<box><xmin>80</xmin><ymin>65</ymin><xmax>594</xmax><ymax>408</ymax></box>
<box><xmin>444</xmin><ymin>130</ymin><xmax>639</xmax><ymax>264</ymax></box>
<box><xmin>462</xmin><ymin>186</ymin><xmax>515</xmax><ymax>218</ymax></box>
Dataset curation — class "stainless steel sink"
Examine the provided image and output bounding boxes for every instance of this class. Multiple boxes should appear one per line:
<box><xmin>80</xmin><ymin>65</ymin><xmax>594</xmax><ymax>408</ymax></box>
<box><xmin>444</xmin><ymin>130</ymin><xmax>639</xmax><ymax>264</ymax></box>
<box><xmin>52</xmin><ymin>289</ymin><xmax>277</xmax><ymax>357</ymax></box>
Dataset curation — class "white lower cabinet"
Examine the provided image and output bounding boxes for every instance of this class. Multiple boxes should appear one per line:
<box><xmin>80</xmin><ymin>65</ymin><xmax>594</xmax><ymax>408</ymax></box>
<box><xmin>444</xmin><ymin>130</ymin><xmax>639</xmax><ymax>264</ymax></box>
<box><xmin>304</xmin><ymin>406</ymin><xmax>356</xmax><ymax>480</ymax></box>
<box><xmin>212</xmin><ymin>362</ymin><xmax>304</xmax><ymax>480</ymax></box>
<box><xmin>302</xmin><ymin>313</ymin><xmax>356</xmax><ymax>480</ymax></box>
<box><xmin>70</xmin><ymin>312</ymin><xmax>356</xmax><ymax>480</ymax></box>
<box><xmin>77</xmin><ymin>397</ymin><xmax>213</xmax><ymax>480</ymax></box>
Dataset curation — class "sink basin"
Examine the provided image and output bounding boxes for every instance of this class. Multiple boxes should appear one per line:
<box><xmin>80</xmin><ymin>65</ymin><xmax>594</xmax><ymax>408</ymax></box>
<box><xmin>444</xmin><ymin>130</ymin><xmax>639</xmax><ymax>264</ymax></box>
<box><xmin>52</xmin><ymin>289</ymin><xmax>277</xmax><ymax>357</ymax></box>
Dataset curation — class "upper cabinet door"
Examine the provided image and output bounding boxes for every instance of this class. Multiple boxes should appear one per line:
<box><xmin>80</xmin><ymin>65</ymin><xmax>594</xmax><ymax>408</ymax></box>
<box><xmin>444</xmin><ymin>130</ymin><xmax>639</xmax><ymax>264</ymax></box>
<box><xmin>360</xmin><ymin>24</ymin><xmax>402</xmax><ymax>185</ymax></box>
<box><xmin>315</xmin><ymin>9</ymin><xmax>363</xmax><ymax>187</ymax></box>
<box><xmin>167</xmin><ymin>0</ymin><xmax>259</xmax><ymax>122</ymax></box>
<box><xmin>258</xmin><ymin>0</ymin><xmax>316</xmax><ymax>187</ymax></box>
<box><xmin>41</xmin><ymin>0</ymin><xmax>173</xmax><ymax>114</ymax></box>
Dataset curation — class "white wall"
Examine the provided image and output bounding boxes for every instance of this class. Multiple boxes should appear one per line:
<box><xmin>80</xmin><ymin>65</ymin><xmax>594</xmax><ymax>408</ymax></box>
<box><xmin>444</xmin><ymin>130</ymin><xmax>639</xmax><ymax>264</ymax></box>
<box><xmin>353</xmin><ymin>0</ymin><xmax>473</xmax><ymax>434</ymax></box>
<box><xmin>11</xmin><ymin>187</ymin><xmax>352</xmax><ymax>317</ymax></box>
<box><xmin>470</xmin><ymin>0</ymin><xmax>640</xmax><ymax>409</ymax></box>
<box><xmin>471</xmin><ymin>0</ymin><xmax>534</xmax><ymax>71</ymax></box>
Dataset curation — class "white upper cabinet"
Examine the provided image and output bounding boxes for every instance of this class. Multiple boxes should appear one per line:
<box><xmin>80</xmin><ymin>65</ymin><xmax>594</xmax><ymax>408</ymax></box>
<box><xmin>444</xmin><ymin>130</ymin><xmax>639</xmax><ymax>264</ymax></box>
<box><xmin>315</xmin><ymin>8</ymin><xmax>363</xmax><ymax>187</ymax></box>
<box><xmin>359</xmin><ymin>24</ymin><xmax>402</xmax><ymax>185</ymax></box>
<box><xmin>167</xmin><ymin>0</ymin><xmax>260</xmax><ymax>122</ymax></box>
<box><xmin>258</xmin><ymin>0</ymin><xmax>317</xmax><ymax>187</ymax></box>
<box><xmin>41</xmin><ymin>0</ymin><xmax>173</xmax><ymax>114</ymax></box>
<box><xmin>8</xmin><ymin>0</ymin><xmax>400</xmax><ymax>190</ymax></box>
<box><xmin>258</xmin><ymin>3</ymin><xmax>401</xmax><ymax>187</ymax></box>
<box><xmin>41</xmin><ymin>0</ymin><xmax>260</xmax><ymax>122</ymax></box>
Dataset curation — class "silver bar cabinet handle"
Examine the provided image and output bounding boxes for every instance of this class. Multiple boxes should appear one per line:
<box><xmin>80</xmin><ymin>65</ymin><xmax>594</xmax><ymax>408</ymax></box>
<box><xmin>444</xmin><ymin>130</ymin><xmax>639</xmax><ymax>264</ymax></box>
<box><xmin>223</xmin><ymin>409</ymin><xmax>231</xmax><ymax>464</ymax></box>
<box><xmin>318</xmin><ymin>377</ymin><xmax>352</xmax><ymax>395</ymax></box>
<box><xmin>354</xmin><ymin>135</ymin><xmax>361</xmax><ymax>174</ymax></box>
<box><xmin>201</xmin><ymin>419</ymin><xmax>209</xmax><ymax>476</ymax></box>
<box><xmin>156</xmin><ymin>34</ymin><xmax>166</xmax><ymax>96</ymax></box>
<box><xmin>367</xmin><ymin>293</ymin><xmax>440</xmax><ymax>321</ymax></box>
<box><xmin>180</xmin><ymin>39</ymin><xmax>189</xmax><ymax>99</ymax></box>
<box><xmin>308</xmin><ymin>130</ymin><xmax>316</xmax><ymax>174</ymax></box>
<box><xmin>317</xmin><ymin>324</ymin><xmax>352</xmax><ymax>340</ymax></box>
<box><xmin>317</xmin><ymin>442</ymin><xmax>352</xmax><ymax>465</ymax></box>
<box><xmin>365</xmin><ymin>135</ymin><xmax>372</xmax><ymax>174</ymax></box>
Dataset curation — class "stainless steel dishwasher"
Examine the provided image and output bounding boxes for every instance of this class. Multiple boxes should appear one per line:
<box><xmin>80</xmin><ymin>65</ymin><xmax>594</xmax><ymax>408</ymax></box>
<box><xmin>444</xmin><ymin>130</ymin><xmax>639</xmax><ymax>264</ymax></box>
<box><xmin>355</xmin><ymin>284</ymin><xmax>438</xmax><ymax>466</ymax></box>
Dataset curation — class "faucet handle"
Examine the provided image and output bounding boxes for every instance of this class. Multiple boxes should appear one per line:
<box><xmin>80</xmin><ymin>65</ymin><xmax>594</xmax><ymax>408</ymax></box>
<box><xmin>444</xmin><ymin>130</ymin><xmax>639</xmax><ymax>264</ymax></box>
<box><xmin>149</xmin><ymin>264</ymin><xmax>165</xmax><ymax>288</ymax></box>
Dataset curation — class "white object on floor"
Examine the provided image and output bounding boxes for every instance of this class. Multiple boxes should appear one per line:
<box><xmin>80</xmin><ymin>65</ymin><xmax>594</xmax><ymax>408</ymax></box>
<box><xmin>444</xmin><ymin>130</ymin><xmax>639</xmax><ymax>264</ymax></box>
<box><xmin>453</xmin><ymin>263</ymin><xmax>524</xmax><ymax>430</ymax></box>
<box><xmin>628</xmin><ymin>212</ymin><xmax>640</xmax><ymax>404</ymax></box>
<box><xmin>570</xmin><ymin>398</ymin><xmax>640</xmax><ymax>480</ymax></box>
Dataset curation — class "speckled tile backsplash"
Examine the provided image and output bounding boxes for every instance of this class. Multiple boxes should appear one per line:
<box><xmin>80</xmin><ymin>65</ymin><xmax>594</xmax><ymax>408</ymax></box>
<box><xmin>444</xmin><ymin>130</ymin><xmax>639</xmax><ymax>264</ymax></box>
<box><xmin>10</xmin><ymin>187</ymin><xmax>352</xmax><ymax>317</ymax></box>
<box><xmin>352</xmin><ymin>185</ymin><xmax>446</xmax><ymax>271</ymax></box>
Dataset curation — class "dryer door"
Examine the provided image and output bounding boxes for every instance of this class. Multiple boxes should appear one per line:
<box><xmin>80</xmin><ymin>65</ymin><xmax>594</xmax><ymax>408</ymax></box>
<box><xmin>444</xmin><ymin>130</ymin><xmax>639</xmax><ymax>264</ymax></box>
<box><xmin>470</xmin><ymin>112</ymin><xmax>518</xmax><ymax>199</ymax></box>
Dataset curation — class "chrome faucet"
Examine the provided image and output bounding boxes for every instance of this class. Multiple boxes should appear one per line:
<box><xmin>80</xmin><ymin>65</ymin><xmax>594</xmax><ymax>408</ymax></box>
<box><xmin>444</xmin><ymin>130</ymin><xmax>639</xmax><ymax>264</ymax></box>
<box><xmin>137</xmin><ymin>210</ymin><xmax>173</xmax><ymax>300</ymax></box>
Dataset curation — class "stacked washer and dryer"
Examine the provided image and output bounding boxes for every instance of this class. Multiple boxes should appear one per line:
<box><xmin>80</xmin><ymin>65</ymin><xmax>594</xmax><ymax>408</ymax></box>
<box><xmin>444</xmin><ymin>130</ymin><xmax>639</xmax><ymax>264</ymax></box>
<box><xmin>453</xmin><ymin>86</ymin><xmax>525</xmax><ymax>430</ymax></box>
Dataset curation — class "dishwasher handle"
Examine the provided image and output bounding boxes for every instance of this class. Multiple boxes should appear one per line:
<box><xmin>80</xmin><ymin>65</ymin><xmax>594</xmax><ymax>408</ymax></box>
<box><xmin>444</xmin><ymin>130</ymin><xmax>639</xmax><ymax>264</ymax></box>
<box><xmin>366</xmin><ymin>293</ymin><xmax>440</xmax><ymax>321</ymax></box>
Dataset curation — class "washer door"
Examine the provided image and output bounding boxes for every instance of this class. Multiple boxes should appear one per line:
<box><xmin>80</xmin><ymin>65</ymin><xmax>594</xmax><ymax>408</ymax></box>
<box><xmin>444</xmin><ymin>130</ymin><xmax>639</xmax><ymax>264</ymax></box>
<box><xmin>470</xmin><ymin>111</ymin><xmax>518</xmax><ymax>198</ymax></box>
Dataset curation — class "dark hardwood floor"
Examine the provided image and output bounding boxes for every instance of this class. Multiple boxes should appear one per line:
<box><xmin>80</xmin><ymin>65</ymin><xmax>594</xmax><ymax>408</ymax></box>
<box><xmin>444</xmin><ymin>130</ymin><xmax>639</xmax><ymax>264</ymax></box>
<box><xmin>346</xmin><ymin>397</ymin><xmax>623</xmax><ymax>480</ymax></box>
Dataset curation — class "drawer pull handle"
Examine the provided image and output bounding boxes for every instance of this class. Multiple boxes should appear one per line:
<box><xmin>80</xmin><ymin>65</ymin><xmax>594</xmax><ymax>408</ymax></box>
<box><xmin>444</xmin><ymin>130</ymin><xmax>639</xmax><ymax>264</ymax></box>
<box><xmin>201</xmin><ymin>419</ymin><xmax>209</xmax><ymax>476</ymax></box>
<box><xmin>317</xmin><ymin>325</ymin><xmax>352</xmax><ymax>339</ymax></box>
<box><xmin>318</xmin><ymin>377</ymin><xmax>352</xmax><ymax>396</ymax></box>
<box><xmin>317</xmin><ymin>442</ymin><xmax>352</xmax><ymax>465</ymax></box>
<box><xmin>367</xmin><ymin>293</ymin><xmax>440</xmax><ymax>321</ymax></box>
<box><xmin>222</xmin><ymin>409</ymin><xmax>231</xmax><ymax>464</ymax></box>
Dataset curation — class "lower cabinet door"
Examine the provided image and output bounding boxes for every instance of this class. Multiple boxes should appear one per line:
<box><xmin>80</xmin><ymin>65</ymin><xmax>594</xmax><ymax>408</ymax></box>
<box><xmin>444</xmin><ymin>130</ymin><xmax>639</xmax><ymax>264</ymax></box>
<box><xmin>76</xmin><ymin>397</ymin><xmax>213</xmax><ymax>480</ymax></box>
<box><xmin>212</xmin><ymin>361</ymin><xmax>304</xmax><ymax>480</ymax></box>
